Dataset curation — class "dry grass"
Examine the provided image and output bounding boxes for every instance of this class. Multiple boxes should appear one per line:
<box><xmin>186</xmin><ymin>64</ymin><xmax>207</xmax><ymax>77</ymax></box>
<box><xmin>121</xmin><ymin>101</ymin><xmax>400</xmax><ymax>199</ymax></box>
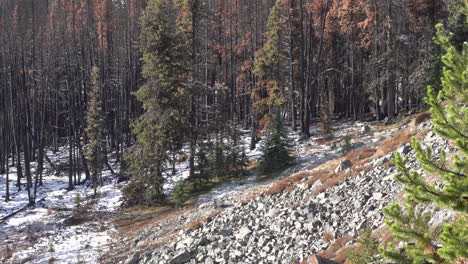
<box><xmin>0</xmin><ymin>246</ymin><xmax>13</xmax><ymax>262</ymax></box>
<box><xmin>187</xmin><ymin>210</ymin><xmax>221</xmax><ymax>231</ymax></box>
<box><xmin>352</xmin><ymin>164</ymin><xmax>372</xmax><ymax>174</ymax></box>
<box><xmin>264</xmin><ymin>178</ymin><xmax>290</xmax><ymax>196</ymax></box>
<box><xmin>318</xmin><ymin>235</ymin><xmax>354</xmax><ymax>260</ymax></box>
<box><xmin>345</xmin><ymin>148</ymin><xmax>376</xmax><ymax>162</ymax></box>
<box><xmin>413</xmin><ymin>112</ymin><xmax>431</xmax><ymax>126</ymax></box>
<box><xmin>315</xmin><ymin>138</ymin><xmax>333</xmax><ymax>145</ymax></box>
<box><xmin>187</xmin><ymin>219</ymin><xmax>203</xmax><ymax>231</ymax></box>
<box><xmin>113</xmin><ymin>206</ymin><xmax>176</xmax><ymax>237</ymax></box>
<box><xmin>264</xmin><ymin>170</ymin><xmax>321</xmax><ymax>196</ymax></box>
<box><xmin>415</xmin><ymin>127</ymin><xmax>432</xmax><ymax>140</ymax></box>
<box><xmin>321</xmin><ymin>232</ymin><xmax>334</xmax><ymax>242</ymax></box>
<box><xmin>374</xmin><ymin>127</ymin><xmax>417</xmax><ymax>158</ymax></box>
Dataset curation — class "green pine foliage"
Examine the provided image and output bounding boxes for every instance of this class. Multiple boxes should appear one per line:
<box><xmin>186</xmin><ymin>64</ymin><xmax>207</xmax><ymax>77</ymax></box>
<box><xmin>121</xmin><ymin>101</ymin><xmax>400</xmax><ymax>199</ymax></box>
<box><xmin>380</xmin><ymin>14</ymin><xmax>468</xmax><ymax>264</ymax></box>
<box><xmin>347</xmin><ymin>227</ymin><xmax>382</xmax><ymax>264</ymax></box>
<box><xmin>172</xmin><ymin>180</ymin><xmax>187</xmax><ymax>208</ymax></box>
<box><xmin>225</xmin><ymin>121</ymin><xmax>247</xmax><ymax>178</ymax></box>
<box><xmin>84</xmin><ymin>66</ymin><xmax>106</xmax><ymax>197</ymax></box>
<box><xmin>208</xmin><ymin>139</ymin><xmax>228</xmax><ymax>180</ymax></box>
<box><xmin>341</xmin><ymin>135</ymin><xmax>352</xmax><ymax>154</ymax></box>
<box><xmin>320</xmin><ymin>111</ymin><xmax>334</xmax><ymax>140</ymax></box>
<box><xmin>259</xmin><ymin>113</ymin><xmax>293</xmax><ymax>173</ymax></box>
<box><xmin>252</xmin><ymin>0</ymin><xmax>286</xmax><ymax>128</ymax></box>
<box><xmin>124</xmin><ymin>0</ymin><xmax>188</xmax><ymax>206</ymax></box>
<box><xmin>194</xmin><ymin>140</ymin><xmax>211</xmax><ymax>185</ymax></box>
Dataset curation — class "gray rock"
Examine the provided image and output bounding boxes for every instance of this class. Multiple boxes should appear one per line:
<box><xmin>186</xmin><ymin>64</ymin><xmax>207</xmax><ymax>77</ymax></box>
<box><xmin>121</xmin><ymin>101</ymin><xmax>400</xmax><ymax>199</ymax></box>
<box><xmin>176</xmin><ymin>237</ymin><xmax>194</xmax><ymax>250</ymax></box>
<box><xmin>311</xmin><ymin>180</ymin><xmax>323</xmax><ymax>192</ymax></box>
<box><xmin>362</xmin><ymin>125</ymin><xmax>371</xmax><ymax>133</ymax></box>
<box><xmin>235</xmin><ymin>226</ymin><xmax>251</xmax><ymax>240</ymax></box>
<box><xmin>124</xmin><ymin>252</ymin><xmax>140</xmax><ymax>264</ymax></box>
<box><xmin>170</xmin><ymin>250</ymin><xmax>192</xmax><ymax>264</ymax></box>
<box><xmin>397</xmin><ymin>144</ymin><xmax>412</xmax><ymax>155</ymax></box>
<box><xmin>335</xmin><ymin>160</ymin><xmax>352</xmax><ymax>173</ymax></box>
<box><xmin>372</xmin><ymin>192</ymin><xmax>383</xmax><ymax>200</ymax></box>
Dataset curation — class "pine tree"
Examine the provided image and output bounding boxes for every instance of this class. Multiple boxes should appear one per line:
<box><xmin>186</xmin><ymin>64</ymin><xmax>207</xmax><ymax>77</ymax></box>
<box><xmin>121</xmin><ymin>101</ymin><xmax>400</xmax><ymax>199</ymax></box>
<box><xmin>124</xmin><ymin>0</ymin><xmax>188</xmax><ymax>205</ymax></box>
<box><xmin>208</xmin><ymin>138</ymin><xmax>227</xmax><ymax>180</ymax></box>
<box><xmin>380</xmin><ymin>15</ymin><xmax>467</xmax><ymax>264</ymax></box>
<box><xmin>84</xmin><ymin>66</ymin><xmax>106</xmax><ymax>197</ymax></box>
<box><xmin>259</xmin><ymin>113</ymin><xmax>293</xmax><ymax>173</ymax></box>
<box><xmin>194</xmin><ymin>139</ymin><xmax>211</xmax><ymax>188</ymax></box>
<box><xmin>252</xmin><ymin>0</ymin><xmax>286</xmax><ymax>130</ymax></box>
<box><xmin>225</xmin><ymin>120</ymin><xmax>247</xmax><ymax>178</ymax></box>
<box><xmin>348</xmin><ymin>227</ymin><xmax>382</xmax><ymax>264</ymax></box>
<box><xmin>172</xmin><ymin>180</ymin><xmax>186</xmax><ymax>208</ymax></box>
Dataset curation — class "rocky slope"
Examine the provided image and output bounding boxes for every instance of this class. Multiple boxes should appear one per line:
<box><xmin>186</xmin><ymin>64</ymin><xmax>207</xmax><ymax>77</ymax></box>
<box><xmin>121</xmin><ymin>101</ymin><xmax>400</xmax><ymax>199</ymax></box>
<box><xmin>120</xmin><ymin>118</ymin><xmax>456</xmax><ymax>264</ymax></box>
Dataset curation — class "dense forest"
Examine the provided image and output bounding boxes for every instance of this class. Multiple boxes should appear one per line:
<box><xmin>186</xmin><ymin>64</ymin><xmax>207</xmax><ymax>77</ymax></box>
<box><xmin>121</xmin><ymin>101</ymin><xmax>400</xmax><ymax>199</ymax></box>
<box><xmin>0</xmin><ymin>0</ymin><xmax>466</xmax><ymax>205</ymax></box>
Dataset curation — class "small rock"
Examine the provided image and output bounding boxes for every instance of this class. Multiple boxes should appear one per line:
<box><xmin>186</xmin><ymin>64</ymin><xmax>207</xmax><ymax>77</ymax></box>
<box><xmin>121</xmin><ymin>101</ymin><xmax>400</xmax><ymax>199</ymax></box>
<box><xmin>124</xmin><ymin>252</ymin><xmax>140</xmax><ymax>264</ymax></box>
<box><xmin>310</xmin><ymin>180</ymin><xmax>323</xmax><ymax>192</ymax></box>
<box><xmin>235</xmin><ymin>227</ymin><xmax>251</xmax><ymax>240</ymax></box>
<box><xmin>362</xmin><ymin>125</ymin><xmax>371</xmax><ymax>133</ymax></box>
<box><xmin>400</xmin><ymin>144</ymin><xmax>412</xmax><ymax>154</ymax></box>
<box><xmin>372</xmin><ymin>192</ymin><xmax>383</xmax><ymax>200</ymax></box>
<box><xmin>170</xmin><ymin>250</ymin><xmax>192</xmax><ymax>264</ymax></box>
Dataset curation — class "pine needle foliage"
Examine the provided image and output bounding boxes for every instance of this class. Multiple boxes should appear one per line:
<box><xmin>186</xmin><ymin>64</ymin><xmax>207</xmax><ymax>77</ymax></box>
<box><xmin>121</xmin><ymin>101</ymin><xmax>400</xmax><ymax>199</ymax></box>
<box><xmin>252</xmin><ymin>0</ymin><xmax>286</xmax><ymax>129</ymax></box>
<box><xmin>84</xmin><ymin>66</ymin><xmax>106</xmax><ymax>197</ymax></box>
<box><xmin>172</xmin><ymin>180</ymin><xmax>186</xmax><ymax>208</ymax></box>
<box><xmin>380</xmin><ymin>11</ymin><xmax>468</xmax><ymax>264</ymax></box>
<box><xmin>259</xmin><ymin>113</ymin><xmax>293</xmax><ymax>173</ymax></box>
<box><xmin>124</xmin><ymin>0</ymin><xmax>188</xmax><ymax>206</ymax></box>
<box><xmin>225</xmin><ymin>121</ymin><xmax>247</xmax><ymax>178</ymax></box>
<box><xmin>348</xmin><ymin>227</ymin><xmax>382</xmax><ymax>264</ymax></box>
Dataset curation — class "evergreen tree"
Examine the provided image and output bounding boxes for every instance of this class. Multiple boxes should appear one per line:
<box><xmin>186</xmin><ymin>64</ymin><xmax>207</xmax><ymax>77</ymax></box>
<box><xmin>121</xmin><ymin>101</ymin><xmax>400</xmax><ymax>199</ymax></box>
<box><xmin>225</xmin><ymin>120</ymin><xmax>247</xmax><ymax>178</ymax></box>
<box><xmin>208</xmin><ymin>138</ymin><xmax>227</xmax><ymax>180</ymax></box>
<box><xmin>348</xmin><ymin>227</ymin><xmax>382</xmax><ymax>264</ymax></box>
<box><xmin>194</xmin><ymin>139</ymin><xmax>211</xmax><ymax>188</ymax></box>
<box><xmin>380</xmin><ymin>16</ymin><xmax>468</xmax><ymax>264</ymax></box>
<box><xmin>252</xmin><ymin>0</ymin><xmax>286</xmax><ymax>130</ymax></box>
<box><xmin>84</xmin><ymin>66</ymin><xmax>106</xmax><ymax>197</ymax></box>
<box><xmin>172</xmin><ymin>180</ymin><xmax>187</xmax><ymax>208</ymax></box>
<box><xmin>124</xmin><ymin>0</ymin><xmax>188</xmax><ymax>205</ymax></box>
<box><xmin>259</xmin><ymin>113</ymin><xmax>293</xmax><ymax>173</ymax></box>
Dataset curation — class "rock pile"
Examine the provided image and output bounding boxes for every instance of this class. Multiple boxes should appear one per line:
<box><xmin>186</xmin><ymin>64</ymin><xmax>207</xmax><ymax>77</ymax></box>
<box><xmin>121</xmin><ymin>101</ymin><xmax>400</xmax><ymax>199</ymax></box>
<box><xmin>131</xmin><ymin>123</ymin><xmax>454</xmax><ymax>264</ymax></box>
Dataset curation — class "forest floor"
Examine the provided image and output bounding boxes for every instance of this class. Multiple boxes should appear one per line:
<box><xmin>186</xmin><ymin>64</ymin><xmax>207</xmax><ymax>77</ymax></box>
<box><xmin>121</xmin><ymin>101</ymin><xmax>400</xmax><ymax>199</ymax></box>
<box><xmin>0</xmin><ymin>147</ymin><xmax>122</xmax><ymax>264</ymax></box>
<box><xmin>0</xmin><ymin>117</ymin><xmax>404</xmax><ymax>264</ymax></box>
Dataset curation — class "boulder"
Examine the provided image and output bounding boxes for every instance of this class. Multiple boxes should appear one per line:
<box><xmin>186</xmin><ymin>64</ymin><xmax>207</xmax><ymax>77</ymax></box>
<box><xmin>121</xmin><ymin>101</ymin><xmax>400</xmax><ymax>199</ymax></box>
<box><xmin>335</xmin><ymin>160</ymin><xmax>352</xmax><ymax>173</ymax></box>
<box><xmin>361</xmin><ymin>125</ymin><xmax>371</xmax><ymax>133</ymax></box>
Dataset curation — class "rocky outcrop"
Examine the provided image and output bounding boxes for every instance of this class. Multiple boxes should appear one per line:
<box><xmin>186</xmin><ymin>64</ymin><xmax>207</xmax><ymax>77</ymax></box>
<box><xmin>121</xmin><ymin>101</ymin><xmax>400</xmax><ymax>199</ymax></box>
<box><xmin>131</xmin><ymin>122</ymin><xmax>454</xmax><ymax>264</ymax></box>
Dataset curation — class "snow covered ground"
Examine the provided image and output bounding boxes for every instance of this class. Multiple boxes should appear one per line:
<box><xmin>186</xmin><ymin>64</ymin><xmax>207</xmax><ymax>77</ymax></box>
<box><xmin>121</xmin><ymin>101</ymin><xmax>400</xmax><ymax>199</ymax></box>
<box><xmin>195</xmin><ymin>120</ymin><xmax>380</xmax><ymax>205</ymax></box>
<box><xmin>0</xmin><ymin>147</ymin><xmax>122</xmax><ymax>264</ymax></box>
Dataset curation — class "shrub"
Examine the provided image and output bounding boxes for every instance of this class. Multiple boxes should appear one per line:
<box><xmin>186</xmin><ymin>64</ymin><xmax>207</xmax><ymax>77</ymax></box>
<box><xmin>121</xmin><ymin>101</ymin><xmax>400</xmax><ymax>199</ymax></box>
<box><xmin>341</xmin><ymin>135</ymin><xmax>352</xmax><ymax>154</ymax></box>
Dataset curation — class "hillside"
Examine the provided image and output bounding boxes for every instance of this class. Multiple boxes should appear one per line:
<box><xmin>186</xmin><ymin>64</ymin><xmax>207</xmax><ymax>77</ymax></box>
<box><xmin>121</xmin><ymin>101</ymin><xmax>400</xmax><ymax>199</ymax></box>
<box><xmin>94</xmin><ymin>113</ymin><xmax>456</xmax><ymax>264</ymax></box>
